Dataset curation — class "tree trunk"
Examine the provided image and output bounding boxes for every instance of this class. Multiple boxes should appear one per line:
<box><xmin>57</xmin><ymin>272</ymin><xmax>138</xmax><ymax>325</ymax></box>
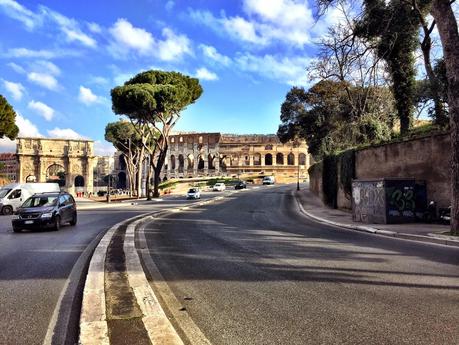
<box><xmin>430</xmin><ymin>0</ymin><xmax>459</xmax><ymax>235</ymax></box>
<box><xmin>136</xmin><ymin>146</ymin><xmax>145</xmax><ymax>198</ymax></box>
<box><xmin>146</xmin><ymin>161</ymin><xmax>152</xmax><ymax>200</ymax></box>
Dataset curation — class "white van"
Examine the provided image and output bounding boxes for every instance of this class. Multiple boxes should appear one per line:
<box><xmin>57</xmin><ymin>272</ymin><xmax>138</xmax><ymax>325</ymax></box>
<box><xmin>262</xmin><ymin>176</ymin><xmax>275</xmax><ymax>185</ymax></box>
<box><xmin>0</xmin><ymin>183</ymin><xmax>60</xmax><ymax>215</ymax></box>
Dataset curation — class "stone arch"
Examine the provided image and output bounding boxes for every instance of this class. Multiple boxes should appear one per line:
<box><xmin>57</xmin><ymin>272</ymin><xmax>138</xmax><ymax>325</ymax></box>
<box><xmin>276</xmin><ymin>153</ymin><xmax>284</xmax><ymax>165</ymax></box>
<box><xmin>117</xmin><ymin>172</ymin><xmax>127</xmax><ymax>189</ymax></box>
<box><xmin>265</xmin><ymin>153</ymin><xmax>273</xmax><ymax>166</ymax></box>
<box><xmin>170</xmin><ymin>155</ymin><xmax>176</xmax><ymax>170</ymax></box>
<box><xmin>231</xmin><ymin>155</ymin><xmax>239</xmax><ymax>166</ymax></box>
<box><xmin>220</xmin><ymin>156</ymin><xmax>228</xmax><ymax>172</ymax></box>
<box><xmin>243</xmin><ymin>155</ymin><xmax>250</xmax><ymax>166</ymax></box>
<box><xmin>46</xmin><ymin>163</ymin><xmax>66</xmax><ymax>187</ymax></box>
<box><xmin>299</xmin><ymin>153</ymin><xmax>306</xmax><ymax>165</ymax></box>
<box><xmin>288</xmin><ymin>152</ymin><xmax>295</xmax><ymax>165</ymax></box>
<box><xmin>178</xmin><ymin>154</ymin><xmax>184</xmax><ymax>173</ymax></box>
<box><xmin>119</xmin><ymin>155</ymin><xmax>126</xmax><ymax>170</ymax></box>
<box><xmin>26</xmin><ymin>175</ymin><xmax>36</xmax><ymax>182</ymax></box>
<box><xmin>187</xmin><ymin>154</ymin><xmax>194</xmax><ymax>170</ymax></box>
<box><xmin>208</xmin><ymin>154</ymin><xmax>215</xmax><ymax>170</ymax></box>
<box><xmin>198</xmin><ymin>155</ymin><xmax>205</xmax><ymax>170</ymax></box>
<box><xmin>253</xmin><ymin>153</ymin><xmax>261</xmax><ymax>166</ymax></box>
<box><xmin>75</xmin><ymin>175</ymin><xmax>85</xmax><ymax>187</ymax></box>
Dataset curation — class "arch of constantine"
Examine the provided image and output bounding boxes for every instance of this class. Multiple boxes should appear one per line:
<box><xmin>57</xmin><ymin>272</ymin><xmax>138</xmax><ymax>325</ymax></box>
<box><xmin>163</xmin><ymin>133</ymin><xmax>311</xmax><ymax>180</ymax></box>
<box><xmin>16</xmin><ymin>138</ymin><xmax>95</xmax><ymax>195</ymax></box>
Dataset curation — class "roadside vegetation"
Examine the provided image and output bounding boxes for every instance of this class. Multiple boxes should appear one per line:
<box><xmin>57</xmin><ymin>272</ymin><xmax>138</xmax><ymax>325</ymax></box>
<box><xmin>278</xmin><ymin>0</ymin><xmax>459</xmax><ymax>234</ymax></box>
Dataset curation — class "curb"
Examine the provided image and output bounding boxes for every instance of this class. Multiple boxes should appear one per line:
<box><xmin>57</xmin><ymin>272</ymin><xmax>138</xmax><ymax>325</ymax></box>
<box><xmin>294</xmin><ymin>192</ymin><xmax>459</xmax><ymax>248</ymax></box>
<box><xmin>78</xmin><ymin>192</ymin><xmax>237</xmax><ymax>344</ymax></box>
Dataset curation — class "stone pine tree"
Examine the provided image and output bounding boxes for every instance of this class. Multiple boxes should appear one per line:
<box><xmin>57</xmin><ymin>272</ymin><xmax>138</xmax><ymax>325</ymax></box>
<box><xmin>105</xmin><ymin>121</ymin><xmax>143</xmax><ymax>197</ymax></box>
<box><xmin>0</xmin><ymin>94</ymin><xmax>19</xmax><ymax>140</ymax></box>
<box><xmin>111</xmin><ymin>70</ymin><xmax>203</xmax><ymax>198</ymax></box>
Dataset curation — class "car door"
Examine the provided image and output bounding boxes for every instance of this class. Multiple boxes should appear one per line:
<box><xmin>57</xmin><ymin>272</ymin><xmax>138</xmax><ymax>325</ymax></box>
<box><xmin>7</xmin><ymin>189</ymin><xmax>23</xmax><ymax>210</ymax></box>
<box><xmin>58</xmin><ymin>195</ymin><xmax>69</xmax><ymax>222</ymax></box>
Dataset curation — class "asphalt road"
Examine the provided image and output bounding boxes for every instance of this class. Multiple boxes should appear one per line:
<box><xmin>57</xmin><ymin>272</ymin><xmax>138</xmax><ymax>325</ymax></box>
<box><xmin>0</xmin><ymin>191</ymin><xmax>220</xmax><ymax>345</ymax></box>
<box><xmin>143</xmin><ymin>185</ymin><xmax>459</xmax><ymax>345</ymax></box>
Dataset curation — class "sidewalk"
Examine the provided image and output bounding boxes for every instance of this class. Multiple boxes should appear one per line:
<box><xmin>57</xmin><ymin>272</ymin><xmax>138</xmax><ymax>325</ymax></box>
<box><xmin>295</xmin><ymin>187</ymin><xmax>459</xmax><ymax>247</ymax></box>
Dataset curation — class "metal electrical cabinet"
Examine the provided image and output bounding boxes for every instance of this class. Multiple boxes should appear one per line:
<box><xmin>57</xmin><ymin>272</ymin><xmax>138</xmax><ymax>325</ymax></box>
<box><xmin>352</xmin><ymin>178</ymin><xmax>427</xmax><ymax>224</ymax></box>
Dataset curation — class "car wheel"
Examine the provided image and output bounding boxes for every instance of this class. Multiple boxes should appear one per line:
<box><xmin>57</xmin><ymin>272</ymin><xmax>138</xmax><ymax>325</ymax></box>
<box><xmin>2</xmin><ymin>206</ymin><xmax>13</xmax><ymax>215</ymax></box>
<box><xmin>12</xmin><ymin>225</ymin><xmax>21</xmax><ymax>233</ymax></box>
<box><xmin>70</xmin><ymin>213</ymin><xmax>77</xmax><ymax>226</ymax></box>
<box><xmin>53</xmin><ymin>215</ymin><xmax>61</xmax><ymax>231</ymax></box>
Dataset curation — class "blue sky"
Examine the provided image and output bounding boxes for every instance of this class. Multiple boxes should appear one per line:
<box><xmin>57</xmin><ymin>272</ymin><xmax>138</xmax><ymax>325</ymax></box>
<box><xmin>0</xmin><ymin>0</ymin><xmax>344</xmax><ymax>155</ymax></box>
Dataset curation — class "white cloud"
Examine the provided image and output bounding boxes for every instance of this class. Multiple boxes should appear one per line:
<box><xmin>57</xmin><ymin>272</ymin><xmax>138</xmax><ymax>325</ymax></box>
<box><xmin>157</xmin><ymin>28</ymin><xmax>192</xmax><ymax>61</ymax></box>
<box><xmin>78</xmin><ymin>86</ymin><xmax>101</xmax><ymax>105</ymax></box>
<box><xmin>3</xmin><ymin>80</ymin><xmax>25</xmax><ymax>100</ymax></box>
<box><xmin>108</xmin><ymin>19</ymin><xmax>192</xmax><ymax>61</ymax></box>
<box><xmin>28</xmin><ymin>100</ymin><xmax>55</xmax><ymax>121</ymax></box>
<box><xmin>47</xmin><ymin>128</ymin><xmax>87</xmax><ymax>140</ymax></box>
<box><xmin>87</xmin><ymin>22</ymin><xmax>102</xmax><ymax>33</ymax></box>
<box><xmin>7</xmin><ymin>62</ymin><xmax>26</xmax><ymax>74</ymax></box>
<box><xmin>235</xmin><ymin>53</ymin><xmax>310</xmax><ymax>86</ymax></box>
<box><xmin>4</xmin><ymin>47</ymin><xmax>80</xmax><ymax>59</ymax></box>
<box><xmin>109</xmin><ymin>18</ymin><xmax>154</xmax><ymax>55</ymax></box>
<box><xmin>0</xmin><ymin>0</ymin><xmax>41</xmax><ymax>29</ymax></box>
<box><xmin>94</xmin><ymin>140</ymin><xmax>116</xmax><ymax>156</ymax></box>
<box><xmin>89</xmin><ymin>76</ymin><xmax>110</xmax><ymax>85</ymax></box>
<box><xmin>0</xmin><ymin>114</ymin><xmax>43</xmax><ymax>151</ymax></box>
<box><xmin>27</xmin><ymin>72</ymin><xmax>59</xmax><ymax>90</ymax></box>
<box><xmin>32</xmin><ymin>60</ymin><xmax>61</xmax><ymax>76</ymax></box>
<box><xmin>199</xmin><ymin>44</ymin><xmax>231</xmax><ymax>66</ymax></box>
<box><xmin>190</xmin><ymin>0</ymin><xmax>315</xmax><ymax>48</ymax></box>
<box><xmin>195</xmin><ymin>67</ymin><xmax>219</xmax><ymax>81</ymax></box>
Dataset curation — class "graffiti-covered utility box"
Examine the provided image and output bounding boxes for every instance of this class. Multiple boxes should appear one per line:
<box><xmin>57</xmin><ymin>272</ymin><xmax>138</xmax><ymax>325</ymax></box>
<box><xmin>352</xmin><ymin>178</ymin><xmax>425</xmax><ymax>224</ymax></box>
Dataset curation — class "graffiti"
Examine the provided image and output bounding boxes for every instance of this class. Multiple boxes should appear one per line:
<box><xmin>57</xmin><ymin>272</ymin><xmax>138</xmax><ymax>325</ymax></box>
<box><xmin>352</xmin><ymin>181</ymin><xmax>386</xmax><ymax>223</ymax></box>
<box><xmin>388</xmin><ymin>188</ymin><xmax>415</xmax><ymax>212</ymax></box>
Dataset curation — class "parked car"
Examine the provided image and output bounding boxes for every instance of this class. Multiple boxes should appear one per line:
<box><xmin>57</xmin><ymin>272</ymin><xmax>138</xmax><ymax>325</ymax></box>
<box><xmin>187</xmin><ymin>188</ymin><xmax>201</xmax><ymax>199</ymax></box>
<box><xmin>0</xmin><ymin>183</ymin><xmax>60</xmax><ymax>215</ymax></box>
<box><xmin>235</xmin><ymin>181</ymin><xmax>247</xmax><ymax>190</ymax></box>
<box><xmin>97</xmin><ymin>190</ymin><xmax>107</xmax><ymax>197</ymax></box>
<box><xmin>262</xmin><ymin>176</ymin><xmax>275</xmax><ymax>185</ymax></box>
<box><xmin>213</xmin><ymin>183</ymin><xmax>226</xmax><ymax>191</ymax></box>
<box><xmin>11</xmin><ymin>192</ymin><xmax>77</xmax><ymax>232</ymax></box>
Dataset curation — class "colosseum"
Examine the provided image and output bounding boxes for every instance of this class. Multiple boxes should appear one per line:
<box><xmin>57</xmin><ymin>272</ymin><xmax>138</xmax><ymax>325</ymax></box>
<box><xmin>162</xmin><ymin>132</ymin><xmax>311</xmax><ymax>180</ymax></box>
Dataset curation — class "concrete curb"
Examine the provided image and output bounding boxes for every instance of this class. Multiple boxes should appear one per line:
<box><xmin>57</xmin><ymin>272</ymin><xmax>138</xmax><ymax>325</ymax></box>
<box><xmin>78</xmin><ymin>191</ymin><xmax>238</xmax><ymax>344</ymax></box>
<box><xmin>294</xmin><ymin>192</ymin><xmax>459</xmax><ymax>248</ymax></box>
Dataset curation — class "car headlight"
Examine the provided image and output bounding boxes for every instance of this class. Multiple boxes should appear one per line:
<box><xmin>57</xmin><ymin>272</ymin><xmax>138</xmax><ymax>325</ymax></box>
<box><xmin>41</xmin><ymin>212</ymin><xmax>53</xmax><ymax>218</ymax></box>
<box><xmin>12</xmin><ymin>214</ymin><xmax>19</xmax><ymax>220</ymax></box>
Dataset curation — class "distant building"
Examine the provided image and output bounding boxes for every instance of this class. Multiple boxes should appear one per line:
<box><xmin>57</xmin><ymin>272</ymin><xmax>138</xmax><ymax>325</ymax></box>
<box><xmin>163</xmin><ymin>132</ymin><xmax>311</xmax><ymax>179</ymax></box>
<box><xmin>0</xmin><ymin>153</ymin><xmax>18</xmax><ymax>183</ymax></box>
<box><xmin>93</xmin><ymin>155</ymin><xmax>114</xmax><ymax>186</ymax></box>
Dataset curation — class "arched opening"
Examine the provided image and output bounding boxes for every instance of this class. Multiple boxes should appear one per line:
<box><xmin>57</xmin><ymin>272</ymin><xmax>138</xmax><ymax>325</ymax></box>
<box><xmin>26</xmin><ymin>175</ymin><xmax>36</xmax><ymax>182</ymax></box>
<box><xmin>220</xmin><ymin>156</ymin><xmax>228</xmax><ymax>172</ymax></box>
<box><xmin>119</xmin><ymin>155</ymin><xmax>126</xmax><ymax>170</ymax></box>
<box><xmin>243</xmin><ymin>155</ymin><xmax>250</xmax><ymax>166</ymax></box>
<box><xmin>187</xmin><ymin>154</ymin><xmax>194</xmax><ymax>171</ymax></box>
<box><xmin>117</xmin><ymin>172</ymin><xmax>126</xmax><ymax>189</ymax></box>
<box><xmin>46</xmin><ymin>164</ymin><xmax>66</xmax><ymax>187</ymax></box>
<box><xmin>198</xmin><ymin>155</ymin><xmax>205</xmax><ymax>170</ymax></box>
<box><xmin>276</xmin><ymin>153</ymin><xmax>284</xmax><ymax>165</ymax></box>
<box><xmin>299</xmin><ymin>153</ymin><xmax>306</xmax><ymax>165</ymax></box>
<box><xmin>287</xmin><ymin>153</ymin><xmax>295</xmax><ymax>165</ymax></box>
<box><xmin>170</xmin><ymin>155</ymin><xmax>176</xmax><ymax>170</ymax></box>
<box><xmin>265</xmin><ymin>153</ymin><xmax>273</xmax><ymax>166</ymax></box>
<box><xmin>208</xmin><ymin>154</ymin><xmax>215</xmax><ymax>170</ymax></box>
<box><xmin>253</xmin><ymin>153</ymin><xmax>261</xmax><ymax>166</ymax></box>
<box><xmin>231</xmin><ymin>155</ymin><xmax>239</xmax><ymax>166</ymax></box>
<box><xmin>75</xmin><ymin>175</ymin><xmax>85</xmax><ymax>187</ymax></box>
<box><xmin>178</xmin><ymin>155</ymin><xmax>184</xmax><ymax>173</ymax></box>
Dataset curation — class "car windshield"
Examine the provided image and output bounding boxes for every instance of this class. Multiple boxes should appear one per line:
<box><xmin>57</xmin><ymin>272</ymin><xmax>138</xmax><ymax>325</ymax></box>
<box><xmin>188</xmin><ymin>189</ymin><xmax>197</xmax><ymax>193</ymax></box>
<box><xmin>0</xmin><ymin>188</ymin><xmax>12</xmax><ymax>198</ymax></box>
<box><xmin>22</xmin><ymin>195</ymin><xmax>58</xmax><ymax>208</ymax></box>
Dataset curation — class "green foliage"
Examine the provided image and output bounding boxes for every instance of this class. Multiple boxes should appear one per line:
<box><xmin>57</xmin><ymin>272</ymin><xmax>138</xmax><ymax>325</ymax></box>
<box><xmin>338</xmin><ymin>150</ymin><xmax>356</xmax><ymax>199</ymax></box>
<box><xmin>111</xmin><ymin>70</ymin><xmax>203</xmax><ymax>123</ymax></box>
<box><xmin>354</xmin><ymin>0</ymin><xmax>428</xmax><ymax>134</ymax></box>
<box><xmin>0</xmin><ymin>94</ymin><xmax>19</xmax><ymax>140</ymax></box>
<box><xmin>322</xmin><ymin>154</ymin><xmax>338</xmax><ymax>208</ymax></box>
<box><xmin>278</xmin><ymin>81</ymin><xmax>394</xmax><ymax>160</ymax></box>
<box><xmin>104</xmin><ymin>121</ymin><xmax>142</xmax><ymax>154</ymax></box>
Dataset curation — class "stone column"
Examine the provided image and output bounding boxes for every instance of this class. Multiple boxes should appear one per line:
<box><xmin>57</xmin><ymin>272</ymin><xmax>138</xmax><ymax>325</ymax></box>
<box><xmin>261</xmin><ymin>155</ymin><xmax>265</xmax><ymax>166</ymax></box>
<box><xmin>204</xmin><ymin>158</ymin><xmax>209</xmax><ymax>175</ymax></box>
<box><xmin>215</xmin><ymin>156</ymin><xmax>220</xmax><ymax>175</ymax></box>
<box><xmin>85</xmin><ymin>157</ymin><xmax>94</xmax><ymax>194</ymax></box>
<box><xmin>249</xmin><ymin>155</ymin><xmax>254</xmax><ymax>166</ymax></box>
